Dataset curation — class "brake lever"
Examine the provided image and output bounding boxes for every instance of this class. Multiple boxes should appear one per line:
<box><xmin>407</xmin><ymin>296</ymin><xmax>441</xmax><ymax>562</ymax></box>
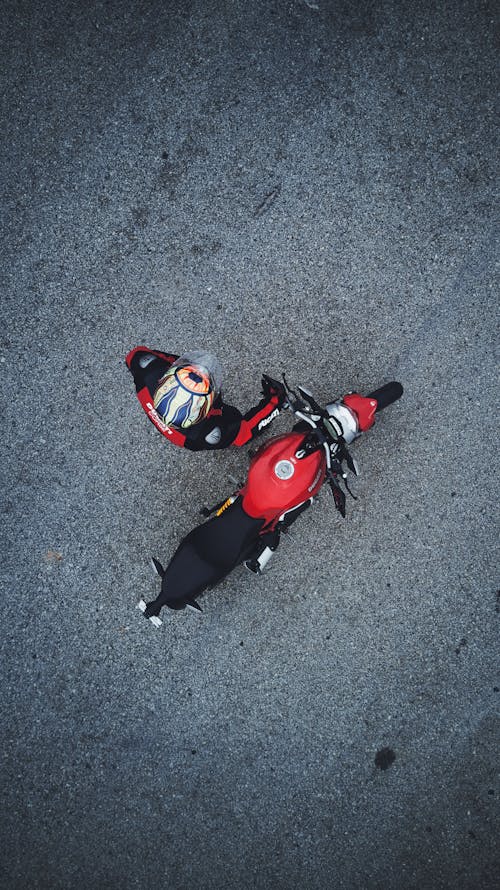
<box><xmin>338</xmin><ymin>439</ymin><xmax>359</xmax><ymax>476</ymax></box>
<box><xmin>282</xmin><ymin>372</ymin><xmax>307</xmax><ymax>412</ymax></box>
<box><xmin>297</xmin><ymin>385</ymin><xmax>327</xmax><ymax>417</ymax></box>
<box><xmin>344</xmin><ymin>477</ymin><xmax>358</xmax><ymax>500</ymax></box>
<box><xmin>331</xmin><ymin>456</ymin><xmax>358</xmax><ymax>502</ymax></box>
<box><xmin>328</xmin><ymin>475</ymin><xmax>346</xmax><ymax>518</ymax></box>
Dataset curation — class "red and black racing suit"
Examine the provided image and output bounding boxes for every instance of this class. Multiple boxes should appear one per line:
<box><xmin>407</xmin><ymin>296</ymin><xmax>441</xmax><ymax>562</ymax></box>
<box><xmin>126</xmin><ymin>347</ymin><xmax>284</xmax><ymax>451</ymax></box>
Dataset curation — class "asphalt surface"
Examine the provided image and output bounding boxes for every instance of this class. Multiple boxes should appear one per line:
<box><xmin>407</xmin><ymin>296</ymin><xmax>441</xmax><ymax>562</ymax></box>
<box><xmin>1</xmin><ymin>1</ymin><xmax>499</xmax><ymax>888</ymax></box>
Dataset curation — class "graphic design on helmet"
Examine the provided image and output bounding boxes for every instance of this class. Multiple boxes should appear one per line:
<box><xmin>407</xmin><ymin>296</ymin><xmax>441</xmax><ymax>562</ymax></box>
<box><xmin>153</xmin><ymin>358</ymin><xmax>218</xmax><ymax>429</ymax></box>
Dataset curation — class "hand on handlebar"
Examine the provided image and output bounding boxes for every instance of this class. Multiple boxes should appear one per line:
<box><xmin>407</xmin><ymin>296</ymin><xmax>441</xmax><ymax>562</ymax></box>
<box><xmin>261</xmin><ymin>374</ymin><xmax>287</xmax><ymax>408</ymax></box>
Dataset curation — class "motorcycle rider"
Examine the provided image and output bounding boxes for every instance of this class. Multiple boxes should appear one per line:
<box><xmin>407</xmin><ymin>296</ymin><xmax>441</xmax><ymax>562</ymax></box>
<box><xmin>126</xmin><ymin>346</ymin><xmax>286</xmax><ymax>450</ymax></box>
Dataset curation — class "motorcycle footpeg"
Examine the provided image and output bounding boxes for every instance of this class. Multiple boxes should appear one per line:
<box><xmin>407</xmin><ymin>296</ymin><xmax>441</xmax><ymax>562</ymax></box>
<box><xmin>245</xmin><ymin>558</ymin><xmax>261</xmax><ymax>575</ymax></box>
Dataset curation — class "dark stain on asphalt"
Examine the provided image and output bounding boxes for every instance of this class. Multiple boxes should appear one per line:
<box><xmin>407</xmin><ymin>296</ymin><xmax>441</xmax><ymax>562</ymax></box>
<box><xmin>375</xmin><ymin>747</ymin><xmax>396</xmax><ymax>770</ymax></box>
<box><xmin>455</xmin><ymin>637</ymin><xmax>468</xmax><ymax>655</ymax></box>
<box><xmin>495</xmin><ymin>590</ymin><xmax>500</xmax><ymax>612</ymax></box>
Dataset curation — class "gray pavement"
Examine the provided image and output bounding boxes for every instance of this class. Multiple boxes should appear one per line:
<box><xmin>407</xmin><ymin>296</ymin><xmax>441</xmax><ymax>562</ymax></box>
<box><xmin>1</xmin><ymin>1</ymin><xmax>498</xmax><ymax>888</ymax></box>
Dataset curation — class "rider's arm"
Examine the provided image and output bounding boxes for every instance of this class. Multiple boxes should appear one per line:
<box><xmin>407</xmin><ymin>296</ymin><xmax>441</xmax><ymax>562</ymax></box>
<box><xmin>231</xmin><ymin>376</ymin><xmax>285</xmax><ymax>446</ymax></box>
<box><xmin>184</xmin><ymin>391</ymin><xmax>283</xmax><ymax>451</ymax></box>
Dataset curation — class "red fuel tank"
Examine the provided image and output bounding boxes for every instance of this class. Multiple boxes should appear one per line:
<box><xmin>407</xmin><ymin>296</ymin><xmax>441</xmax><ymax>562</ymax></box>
<box><xmin>241</xmin><ymin>432</ymin><xmax>326</xmax><ymax>524</ymax></box>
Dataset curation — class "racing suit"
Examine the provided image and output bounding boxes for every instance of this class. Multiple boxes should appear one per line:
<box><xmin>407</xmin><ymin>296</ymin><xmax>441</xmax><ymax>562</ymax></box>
<box><xmin>126</xmin><ymin>347</ymin><xmax>284</xmax><ymax>451</ymax></box>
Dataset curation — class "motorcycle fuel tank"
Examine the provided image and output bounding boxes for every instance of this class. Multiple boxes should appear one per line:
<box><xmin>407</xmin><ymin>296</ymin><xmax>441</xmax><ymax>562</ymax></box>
<box><xmin>241</xmin><ymin>432</ymin><xmax>326</xmax><ymax>523</ymax></box>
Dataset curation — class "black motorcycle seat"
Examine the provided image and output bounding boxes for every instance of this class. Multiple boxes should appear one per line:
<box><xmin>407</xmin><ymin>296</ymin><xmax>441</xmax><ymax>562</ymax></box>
<box><xmin>189</xmin><ymin>499</ymin><xmax>264</xmax><ymax>565</ymax></box>
<box><xmin>162</xmin><ymin>499</ymin><xmax>264</xmax><ymax>604</ymax></box>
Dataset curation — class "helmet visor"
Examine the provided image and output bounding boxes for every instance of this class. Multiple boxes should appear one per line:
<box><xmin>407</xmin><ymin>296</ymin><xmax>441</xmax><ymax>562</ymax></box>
<box><xmin>172</xmin><ymin>350</ymin><xmax>223</xmax><ymax>394</ymax></box>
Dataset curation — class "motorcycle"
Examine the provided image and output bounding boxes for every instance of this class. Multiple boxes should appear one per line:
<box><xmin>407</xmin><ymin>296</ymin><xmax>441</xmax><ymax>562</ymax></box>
<box><xmin>137</xmin><ymin>378</ymin><xmax>403</xmax><ymax>625</ymax></box>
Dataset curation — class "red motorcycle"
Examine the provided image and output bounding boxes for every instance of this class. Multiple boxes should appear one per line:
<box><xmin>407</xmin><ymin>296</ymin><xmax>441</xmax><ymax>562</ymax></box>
<box><xmin>137</xmin><ymin>378</ymin><xmax>403</xmax><ymax>625</ymax></box>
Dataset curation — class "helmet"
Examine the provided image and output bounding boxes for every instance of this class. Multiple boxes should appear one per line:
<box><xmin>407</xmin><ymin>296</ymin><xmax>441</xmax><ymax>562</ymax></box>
<box><xmin>153</xmin><ymin>351</ymin><xmax>223</xmax><ymax>429</ymax></box>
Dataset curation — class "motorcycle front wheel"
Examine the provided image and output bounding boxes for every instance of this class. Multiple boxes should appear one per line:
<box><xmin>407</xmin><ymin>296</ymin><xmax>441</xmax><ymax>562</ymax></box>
<box><xmin>368</xmin><ymin>381</ymin><xmax>403</xmax><ymax>412</ymax></box>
